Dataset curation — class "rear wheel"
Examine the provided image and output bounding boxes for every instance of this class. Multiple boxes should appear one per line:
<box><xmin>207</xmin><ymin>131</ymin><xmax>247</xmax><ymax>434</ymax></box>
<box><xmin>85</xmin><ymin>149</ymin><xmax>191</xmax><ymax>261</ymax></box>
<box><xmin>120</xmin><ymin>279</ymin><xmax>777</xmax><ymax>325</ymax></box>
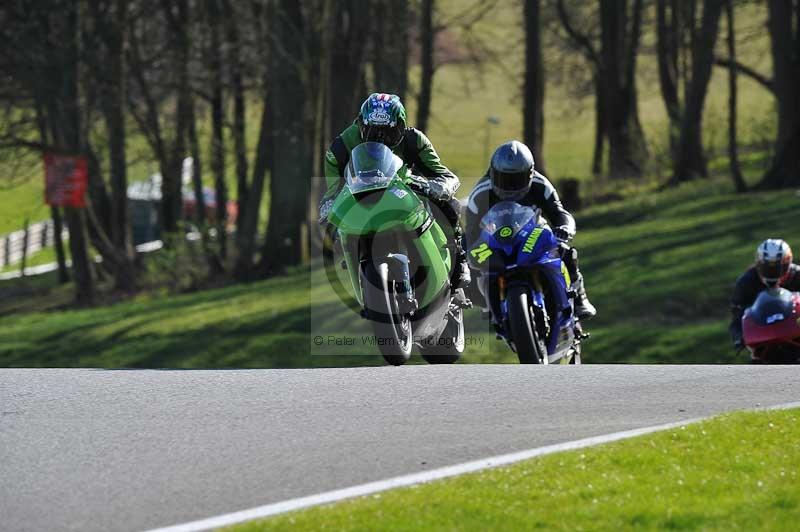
<box><xmin>362</xmin><ymin>262</ymin><xmax>413</xmax><ymax>366</ymax></box>
<box><xmin>507</xmin><ymin>285</ymin><xmax>547</xmax><ymax>364</ymax></box>
<box><xmin>419</xmin><ymin>307</ymin><xmax>464</xmax><ymax>364</ymax></box>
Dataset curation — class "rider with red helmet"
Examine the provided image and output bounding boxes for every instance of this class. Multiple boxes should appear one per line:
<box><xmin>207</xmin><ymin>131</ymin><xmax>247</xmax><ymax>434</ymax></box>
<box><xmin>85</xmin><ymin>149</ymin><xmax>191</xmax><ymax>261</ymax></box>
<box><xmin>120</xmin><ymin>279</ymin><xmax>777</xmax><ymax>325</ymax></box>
<box><xmin>729</xmin><ymin>239</ymin><xmax>800</xmax><ymax>350</ymax></box>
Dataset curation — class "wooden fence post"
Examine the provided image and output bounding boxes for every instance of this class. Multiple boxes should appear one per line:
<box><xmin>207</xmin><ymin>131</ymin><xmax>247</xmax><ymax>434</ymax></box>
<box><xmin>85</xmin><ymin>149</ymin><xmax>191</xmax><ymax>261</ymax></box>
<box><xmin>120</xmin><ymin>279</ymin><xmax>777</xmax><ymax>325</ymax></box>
<box><xmin>20</xmin><ymin>219</ymin><xmax>30</xmax><ymax>276</ymax></box>
<box><xmin>41</xmin><ymin>221</ymin><xmax>49</xmax><ymax>248</ymax></box>
<box><xmin>4</xmin><ymin>236</ymin><xmax>10</xmax><ymax>268</ymax></box>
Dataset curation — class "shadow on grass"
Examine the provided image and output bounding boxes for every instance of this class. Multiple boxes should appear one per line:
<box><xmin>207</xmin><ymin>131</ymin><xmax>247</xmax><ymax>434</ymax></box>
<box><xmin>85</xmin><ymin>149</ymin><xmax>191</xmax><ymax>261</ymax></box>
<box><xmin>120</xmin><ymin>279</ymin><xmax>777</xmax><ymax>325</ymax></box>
<box><xmin>0</xmin><ymin>302</ymin><xmax>386</xmax><ymax>369</ymax></box>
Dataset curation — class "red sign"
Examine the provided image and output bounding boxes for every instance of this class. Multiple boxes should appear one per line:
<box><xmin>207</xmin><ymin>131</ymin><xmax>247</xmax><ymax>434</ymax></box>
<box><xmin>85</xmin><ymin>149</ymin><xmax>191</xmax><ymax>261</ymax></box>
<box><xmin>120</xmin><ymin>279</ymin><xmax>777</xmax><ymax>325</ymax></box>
<box><xmin>44</xmin><ymin>153</ymin><xmax>88</xmax><ymax>207</ymax></box>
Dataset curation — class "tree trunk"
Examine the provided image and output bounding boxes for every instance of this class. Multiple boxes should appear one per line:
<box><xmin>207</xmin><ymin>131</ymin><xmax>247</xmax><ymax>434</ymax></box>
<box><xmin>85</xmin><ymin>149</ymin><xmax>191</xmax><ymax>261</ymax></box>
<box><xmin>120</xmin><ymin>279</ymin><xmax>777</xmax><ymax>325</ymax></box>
<box><xmin>554</xmin><ymin>0</ymin><xmax>605</xmax><ymax>176</ymax></box>
<box><xmin>759</xmin><ymin>0</ymin><xmax>800</xmax><ymax>189</ymax></box>
<box><xmin>188</xmin><ymin>100</ymin><xmax>206</xmax><ymax>226</ymax></box>
<box><xmin>262</xmin><ymin>0</ymin><xmax>311</xmax><ymax>274</ymax></box>
<box><xmin>101</xmin><ymin>0</ymin><xmax>136</xmax><ymax>291</ymax></box>
<box><xmin>232</xmin><ymin>1</ymin><xmax>273</xmax><ymax>279</ymax></box>
<box><xmin>208</xmin><ymin>0</ymin><xmax>228</xmax><ymax>259</ymax></box>
<box><xmin>60</xmin><ymin>3</ymin><xmax>94</xmax><ymax>303</ymax></box>
<box><xmin>523</xmin><ymin>0</ymin><xmax>545</xmax><ymax>171</ymax></box>
<box><xmin>222</xmin><ymin>0</ymin><xmax>248</xmax><ymax>237</ymax></box>
<box><xmin>37</xmin><ymin>97</ymin><xmax>69</xmax><ymax>284</ymax></box>
<box><xmin>656</xmin><ymin>0</ymin><xmax>682</xmax><ymax>156</ymax></box>
<box><xmin>373</xmin><ymin>0</ymin><xmax>409</xmax><ymax>99</ymax></box>
<box><xmin>234</xmin><ymin>96</ymin><xmax>271</xmax><ymax>279</ymax></box>
<box><xmin>157</xmin><ymin>0</ymin><xmax>191</xmax><ymax>234</ymax></box>
<box><xmin>672</xmin><ymin>0</ymin><xmax>725</xmax><ymax>184</ymax></box>
<box><xmin>416</xmin><ymin>0</ymin><xmax>435</xmax><ymax>133</ymax></box>
<box><xmin>328</xmin><ymin>0</ymin><xmax>370</xmax><ymax>138</ymax></box>
<box><xmin>592</xmin><ymin>75</ymin><xmax>606</xmax><ymax>177</ymax></box>
<box><xmin>600</xmin><ymin>0</ymin><xmax>648</xmax><ymax>179</ymax></box>
<box><xmin>51</xmin><ymin>206</ymin><xmax>70</xmax><ymax>284</ymax></box>
<box><xmin>726</xmin><ymin>0</ymin><xmax>746</xmax><ymax>192</ymax></box>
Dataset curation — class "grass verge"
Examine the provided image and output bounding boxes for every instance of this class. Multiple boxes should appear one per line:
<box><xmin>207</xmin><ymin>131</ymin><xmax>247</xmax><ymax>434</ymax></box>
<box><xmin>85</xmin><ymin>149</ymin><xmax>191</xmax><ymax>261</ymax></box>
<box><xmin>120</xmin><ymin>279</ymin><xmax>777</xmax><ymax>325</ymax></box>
<box><xmin>228</xmin><ymin>407</ymin><xmax>800</xmax><ymax>531</ymax></box>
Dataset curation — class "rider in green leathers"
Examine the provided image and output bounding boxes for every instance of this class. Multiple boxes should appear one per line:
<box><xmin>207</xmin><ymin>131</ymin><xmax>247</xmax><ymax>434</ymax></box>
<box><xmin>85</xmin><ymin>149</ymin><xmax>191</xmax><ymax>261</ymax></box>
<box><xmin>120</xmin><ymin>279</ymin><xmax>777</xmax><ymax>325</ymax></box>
<box><xmin>319</xmin><ymin>92</ymin><xmax>471</xmax><ymax>289</ymax></box>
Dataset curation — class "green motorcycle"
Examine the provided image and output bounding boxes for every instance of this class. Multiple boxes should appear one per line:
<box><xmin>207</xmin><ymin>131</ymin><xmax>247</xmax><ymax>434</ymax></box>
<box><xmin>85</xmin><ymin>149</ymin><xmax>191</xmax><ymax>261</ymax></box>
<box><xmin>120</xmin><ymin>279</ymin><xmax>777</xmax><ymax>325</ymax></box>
<box><xmin>324</xmin><ymin>142</ymin><xmax>469</xmax><ymax>366</ymax></box>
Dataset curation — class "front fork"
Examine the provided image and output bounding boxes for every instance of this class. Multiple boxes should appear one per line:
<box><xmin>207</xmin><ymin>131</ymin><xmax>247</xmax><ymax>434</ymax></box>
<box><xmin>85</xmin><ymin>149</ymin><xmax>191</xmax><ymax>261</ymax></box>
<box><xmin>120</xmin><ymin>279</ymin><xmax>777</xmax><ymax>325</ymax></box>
<box><xmin>488</xmin><ymin>272</ymin><xmax>550</xmax><ymax>342</ymax></box>
<box><xmin>384</xmin><ymin>253</ymin><xmax>417</xmax><ymax>314</ymax></box>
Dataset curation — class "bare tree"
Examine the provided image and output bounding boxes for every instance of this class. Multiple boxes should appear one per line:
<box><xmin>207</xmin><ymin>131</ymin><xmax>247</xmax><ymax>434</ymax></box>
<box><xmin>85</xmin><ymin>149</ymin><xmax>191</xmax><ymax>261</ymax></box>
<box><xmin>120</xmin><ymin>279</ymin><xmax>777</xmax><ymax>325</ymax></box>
<box><xmin>0</xmin><ymin>0</ymin><xmax>95</xmax><ymax>302</ymax></box>
<box><xmin>328</xmin><ymin>0</ymin><xmax>371</xmax><ymax>136</ymax></box>
<box><xmin>260</xmin><ymin>0</ymin><xmax>313</xmax><ymax>274</ymax></box>
<box><xmin>372</xmin><ymin>0</ymin><xmax>409</xmax><ymax>99</ymax></box>
<box><xmin>725</xmin><ymin>0</ymin><xmax>746</xmax><ymax>192</ymax></box>
<box><xmin>524</xmin><ymin>0</ymin><xmax>546</xmax><ymax>170</ymax></box>
<box><xmin>599</xmin><ymin>0</ymin><xmax>649</xmax><ymax>179</ymax></box>
<box><xmin>233</xmin><ymin>0</ymin><xmax>273</xmax><ymax>279</ymax></box>
<box><xmin>417</xmin><ymin>0</ymin><xmax>435</xmax><ymax>132</ymax></box>
<box><xmin>656</xmin><ymin>0</ymin><xmax>681</xmax><ymax>156</ymax></box>
<box><xmin>760</xmin><ymin>0</ymin><xmax>800</xmax><ymax>189</ymax></box>
<box><xmin>222</xmin><ymin>0</ymin><xmax>249</xmax><ymax>243</ymax></box>
<box><xmin>126</xmin><ymin>0</ymin><xmax>191</xmax><ymax>234</ymax></box>
<box><xmin>555</xmin><ymin>0</ymin><xmax>606</xmax><ymax>176</ymax></box>
<box><xmin>87</xmin><ymin>0</ymin><xmax>137</xmax><ymax>291</ymax></box>
<box><xmin>671</xmin><ymin>0</ymin><xmax>726</xmax><ymax>184</ymax></box>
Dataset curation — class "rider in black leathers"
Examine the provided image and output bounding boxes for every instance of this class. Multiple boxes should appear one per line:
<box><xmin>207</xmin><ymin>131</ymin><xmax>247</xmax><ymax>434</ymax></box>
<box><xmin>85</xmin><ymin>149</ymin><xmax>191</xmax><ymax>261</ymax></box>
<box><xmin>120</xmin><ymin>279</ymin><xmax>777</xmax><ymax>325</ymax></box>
<box><xmin>729</xmin><ymin>238</ymin><xmax>800</xmax><ymax>350</ymax></box>
<box><xmin>464</xmin><ymin>140</ymin><xmax>596</xmax><ymax>320</ymax></box>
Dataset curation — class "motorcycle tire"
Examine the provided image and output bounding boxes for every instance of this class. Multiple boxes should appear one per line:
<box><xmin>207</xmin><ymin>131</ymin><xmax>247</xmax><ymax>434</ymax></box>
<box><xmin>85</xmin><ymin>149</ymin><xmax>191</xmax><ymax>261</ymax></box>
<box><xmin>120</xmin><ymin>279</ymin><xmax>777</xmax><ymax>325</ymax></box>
<box><xmin>507</xmin><ymin>285</ymin><xmax>547</xmax><ymax>364</ymax></box>
<box><xmin>362</xmin><ymin>261</ymin><xmax>413</xmax><ymax>366</ymax></box>
<box><xmin>419</xmin><ymin>307</ymin><xmax>464</xmax><ymax>364</ymax></box>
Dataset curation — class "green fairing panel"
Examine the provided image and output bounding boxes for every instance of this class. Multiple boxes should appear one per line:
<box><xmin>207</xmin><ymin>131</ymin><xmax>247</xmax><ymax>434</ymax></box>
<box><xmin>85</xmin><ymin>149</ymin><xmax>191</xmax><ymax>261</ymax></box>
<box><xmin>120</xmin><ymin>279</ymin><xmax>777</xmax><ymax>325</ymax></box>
<box><xmin>339</xmin><ymin>218</ymin><xmax>449</xmax><ymax>309</ymax></box>
<box><xmin>331</xmin><ymin>142</ymin><xmax>451</xmax><ymax>309</ymax></box>
<box><xmin>415</xmin><ymin>218</ymin><xmax>450</xmax><ymax>307</ymax></box>
<box><xmin>329</xmin><ymin>181</ymin><xmax>424</xmax><ymax>234</ymax></box>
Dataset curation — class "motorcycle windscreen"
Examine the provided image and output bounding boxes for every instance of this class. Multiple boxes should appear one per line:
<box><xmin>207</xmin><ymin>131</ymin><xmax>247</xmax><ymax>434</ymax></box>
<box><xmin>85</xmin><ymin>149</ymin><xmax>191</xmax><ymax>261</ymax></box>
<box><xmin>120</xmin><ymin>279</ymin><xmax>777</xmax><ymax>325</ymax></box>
<box><xmin>345</xmin><ymin>142</ymin><xmax>403</xmax><ymax>194</ymax></box>
<box><xmin>479</xmin><ymin>201</ymin><xmax>538</xmax><ymax>240</ymax></box>
<box><xmin>742</xmin><ymin>288</ymin><xmax>800</xmax><ymax>345</ymax></box>
<box><xmin>747</xmin><ymin>288</ymin><xmax>796</xmax><ymax>324</ymax></box>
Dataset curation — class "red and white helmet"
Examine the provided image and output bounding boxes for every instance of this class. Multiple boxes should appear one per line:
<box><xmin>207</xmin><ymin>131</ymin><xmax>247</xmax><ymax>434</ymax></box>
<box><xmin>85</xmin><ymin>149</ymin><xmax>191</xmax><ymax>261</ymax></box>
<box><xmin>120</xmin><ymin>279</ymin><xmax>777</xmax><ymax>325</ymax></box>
<box><xmin>755</xmin><ymin>239</ymin><xmax>793</xmax><ymax>287</ymax></box>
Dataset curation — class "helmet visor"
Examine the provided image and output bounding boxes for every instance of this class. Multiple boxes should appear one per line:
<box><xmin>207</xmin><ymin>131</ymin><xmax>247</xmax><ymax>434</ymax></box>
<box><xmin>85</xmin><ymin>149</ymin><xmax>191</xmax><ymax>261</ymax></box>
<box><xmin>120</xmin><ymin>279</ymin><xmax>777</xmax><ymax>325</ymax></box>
<box><xmin>361</xmin><ymin>125</ymin><xmax>403</xmax><ymax>148</ymax></box>
<box><xmin>758</xmin><ymin>260</ymin><xmax>788</xmax><ymax>285</ymax></box>
<box><xmin>492</xmin><ymin>170</ymin><xmax>531</xmax><ymax>196</ymax></box>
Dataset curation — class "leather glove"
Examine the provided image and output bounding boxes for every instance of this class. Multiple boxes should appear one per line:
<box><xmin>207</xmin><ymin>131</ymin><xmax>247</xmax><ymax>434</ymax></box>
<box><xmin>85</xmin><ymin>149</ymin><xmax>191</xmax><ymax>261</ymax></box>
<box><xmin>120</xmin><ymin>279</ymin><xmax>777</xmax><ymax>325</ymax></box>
<box><xmin>553</xmin><ymin>225</ymin><xmax>575</xmax><ymax>243</ymax></box>
<box><xmin>407</xmin><ymin>175</ymin><xmax>431</xmax><ymax>197</ymax></box>
<box><xmin>318</xmin><ymin>198</ymin><xmax>334</xmax><ymax>224</ymax></box>
<box><xmin>426</xmin><ymin>179</ymin><xmax>455</xmax><ymax>201</ymax></box>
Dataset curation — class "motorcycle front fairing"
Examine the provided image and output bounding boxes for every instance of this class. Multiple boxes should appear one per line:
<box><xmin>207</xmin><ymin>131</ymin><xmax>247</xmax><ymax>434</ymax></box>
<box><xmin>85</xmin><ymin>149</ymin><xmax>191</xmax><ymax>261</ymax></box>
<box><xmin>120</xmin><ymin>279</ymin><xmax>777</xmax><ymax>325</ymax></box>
<box><xmin>328</xmin><ymin>142</ymin><xmax>451</xmax><ymax>313</ymax></box>
<box><xmin>469</xmin><ymin>201</ymin><xmax>575</xmax><ymax>355</ymax></box>
<box><xmin>505</xmin><ymin>222</ymin><xmax>574</xmax><ymax>355</ymax></box>
<box><xmin>742</xmin><ymin>288</ymin><xmax>800</xmax><ymax>348</ymax></box>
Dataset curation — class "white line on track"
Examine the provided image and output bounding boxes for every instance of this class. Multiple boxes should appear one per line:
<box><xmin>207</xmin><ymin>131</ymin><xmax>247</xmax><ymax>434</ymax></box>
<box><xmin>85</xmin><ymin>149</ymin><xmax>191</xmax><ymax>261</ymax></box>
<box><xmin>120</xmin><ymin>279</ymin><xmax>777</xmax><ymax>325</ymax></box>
<box><xmin>144</xmin><ymin>401</ymin><xmax>800</xmax><ymax>532</ymax></box>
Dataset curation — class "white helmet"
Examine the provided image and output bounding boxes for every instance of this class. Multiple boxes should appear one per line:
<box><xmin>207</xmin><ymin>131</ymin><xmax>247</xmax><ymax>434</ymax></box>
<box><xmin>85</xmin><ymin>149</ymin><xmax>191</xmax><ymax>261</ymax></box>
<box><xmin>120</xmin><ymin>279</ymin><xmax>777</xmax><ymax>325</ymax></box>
<box><xmin>755</xmin><ymin>239</ymin><xmax>793</xmax><ymax>287</ymax></box>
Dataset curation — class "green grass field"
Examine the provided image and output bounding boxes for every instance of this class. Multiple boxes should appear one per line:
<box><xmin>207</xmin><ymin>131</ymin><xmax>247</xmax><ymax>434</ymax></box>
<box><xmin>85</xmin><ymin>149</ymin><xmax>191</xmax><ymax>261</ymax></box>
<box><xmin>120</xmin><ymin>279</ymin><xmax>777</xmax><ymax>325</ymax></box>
<box><xmin>1</xmin><ymin>176</ymin><xmax>796</xmax><ymax>367</ymax></box>
<box><xmin>228</xmin><ymin>407</ymin><xmax>800</xmax><ymax>531</ymax></box>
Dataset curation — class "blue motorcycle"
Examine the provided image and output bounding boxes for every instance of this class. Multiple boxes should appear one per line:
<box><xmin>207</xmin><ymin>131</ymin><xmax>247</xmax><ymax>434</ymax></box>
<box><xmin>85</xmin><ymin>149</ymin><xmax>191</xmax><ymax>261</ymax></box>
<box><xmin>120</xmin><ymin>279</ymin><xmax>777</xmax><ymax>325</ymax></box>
<box><xmin>468</xmin><ymin>201</ymin><xmax>584</xmax><ymax>364</ymax></box>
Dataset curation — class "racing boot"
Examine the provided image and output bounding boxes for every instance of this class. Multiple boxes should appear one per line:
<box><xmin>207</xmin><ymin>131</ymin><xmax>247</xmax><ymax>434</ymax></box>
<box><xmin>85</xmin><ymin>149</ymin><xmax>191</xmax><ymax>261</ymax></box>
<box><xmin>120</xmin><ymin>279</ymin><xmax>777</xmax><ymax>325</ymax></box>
<box><xmin>449</xmin><ymin>226</ymin><xmax>471</xmax><ymax>291</ymax></box>
<box><xmin>572</xmin><ymin>271</ymin><xmax>596</xmax><ymax>320</ymax></box>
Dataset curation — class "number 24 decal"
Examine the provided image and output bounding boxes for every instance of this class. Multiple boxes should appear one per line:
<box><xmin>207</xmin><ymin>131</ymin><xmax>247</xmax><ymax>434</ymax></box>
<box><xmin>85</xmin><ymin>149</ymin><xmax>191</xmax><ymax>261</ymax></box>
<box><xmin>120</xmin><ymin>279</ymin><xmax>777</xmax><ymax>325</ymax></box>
<box><xmin>470</xmin><ymin>242</ymin><xmax>493</xmax><ymax>264</ymax></box>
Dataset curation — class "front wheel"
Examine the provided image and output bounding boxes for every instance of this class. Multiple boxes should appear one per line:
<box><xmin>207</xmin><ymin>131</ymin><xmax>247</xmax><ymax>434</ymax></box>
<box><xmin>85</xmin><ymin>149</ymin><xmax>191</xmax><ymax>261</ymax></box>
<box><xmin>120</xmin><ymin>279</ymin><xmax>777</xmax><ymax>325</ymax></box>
<box><xmin>507</xmin><ymin>285</ymin><xmax>547</xmax><ymax>364</ymax></box>
<box><xmin>362</xmin><ymin>262</ymin><xmax>413</xmax><ymax>366</ymax></box>
<box><xmin>419</xmin><ymin>307</ymin><xmax>464</xmax><ymax>364</ymax></box>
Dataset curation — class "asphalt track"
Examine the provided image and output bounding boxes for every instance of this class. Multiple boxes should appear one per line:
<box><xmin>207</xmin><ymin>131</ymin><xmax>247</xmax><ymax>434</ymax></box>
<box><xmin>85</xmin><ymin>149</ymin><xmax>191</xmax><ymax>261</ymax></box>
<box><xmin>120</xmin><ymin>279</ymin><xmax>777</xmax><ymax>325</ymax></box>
<box><xmin>2</xmin><ymin>365</ymin><xmax>799</xmax><ymax>532</ymax></box>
